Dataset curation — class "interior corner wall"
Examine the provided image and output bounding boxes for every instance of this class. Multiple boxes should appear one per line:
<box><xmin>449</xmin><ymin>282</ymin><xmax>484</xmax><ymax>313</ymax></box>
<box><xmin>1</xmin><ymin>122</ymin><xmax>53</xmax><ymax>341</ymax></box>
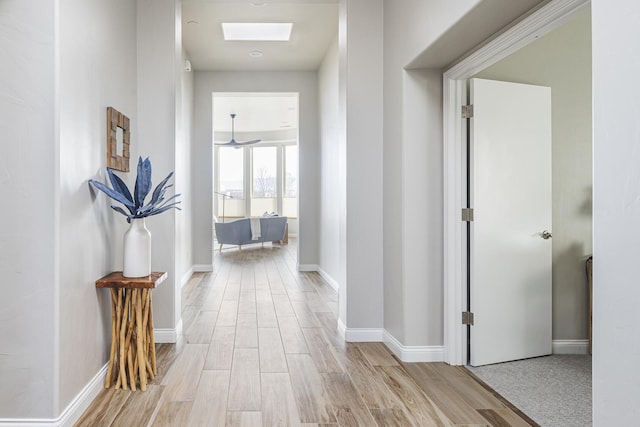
<box><xmin>318</xmin><ymin>37</ymin><xmax>341</xmax><ymax>284</ymax></box>
<box><xmin>382</xmin><ymin>0</ymin><xmax>406</xmax><ymax>342</ymax></box>
<box><xmin>0</xmin><ymin>0</ymin><xmax>57</xmax><ymax>419</ymax></box>
<box><xmin>474</xmin><ymin>10</ymin><xmax>592</xmax><ymax>342</ymax></box>
<box><xmin>137</xmin><ymin>0</ymin><xmax>180</xmax><ymax>331</ymax></box>
<box><xmin>340</xmin><ymin>0</ymin><xmax>384</xmax><ymax>331</ymax></box>
<box><xmin>337</xmin><ymin>0</ymin><xmax>348</xmax><ymax>323</ymax></box>
<box><xmin>592</xmin><ymin>0</ymin><xmax>640</xmax><ymax>424</ymax></box>
<box><xmin>173</xmin><ymin>2</ymin><xmax>186</xmax><ymax>303</ymax></box>
<box><xmin>179</xmin><ymin>49</ymin><xmax>195</xmax><ymax>284</ymax></box>
<box><xmin>192</xmin><ymin>71</ymin><xmax>319</xmax><ymax>268</ymax></box>
<box><xmin>401</xmin><ymin>69</ymin><xmax>444</xmax><ymax>346</ymax></box>
<box><xmin>382</xmin><ymin>0</ymin><xmax>481</xmax><ymax>346</ymax></box>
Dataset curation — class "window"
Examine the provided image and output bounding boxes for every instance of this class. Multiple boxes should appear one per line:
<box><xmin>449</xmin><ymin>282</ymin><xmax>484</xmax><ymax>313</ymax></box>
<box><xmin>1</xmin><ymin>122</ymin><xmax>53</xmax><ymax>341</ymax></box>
<box><xmin>251</xmin><ymin>146</ymin><xmax>277</xmax><ymax>216</ymax></box>
<box><xmin>283</xmin><ymin>145</ymin><xmax>298</xmax><ymax>218</ymax></box>
<box><xmin>215</xmin><ymin>144</ymin><xmax>297</xmax><ymax>220</ymax></box>
<box><xmin>217</xmin><ymin>147</ymin><xmax>245</xmax><ymax>218</ymax></box>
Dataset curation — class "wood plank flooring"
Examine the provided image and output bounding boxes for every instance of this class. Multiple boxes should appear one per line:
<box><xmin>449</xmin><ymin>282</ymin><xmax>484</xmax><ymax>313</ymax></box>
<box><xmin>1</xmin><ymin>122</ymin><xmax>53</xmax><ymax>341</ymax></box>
<box><xmin>76</xmin><ymin>240</ymin><xmax>536</xmax><ymax>427</ymax></box>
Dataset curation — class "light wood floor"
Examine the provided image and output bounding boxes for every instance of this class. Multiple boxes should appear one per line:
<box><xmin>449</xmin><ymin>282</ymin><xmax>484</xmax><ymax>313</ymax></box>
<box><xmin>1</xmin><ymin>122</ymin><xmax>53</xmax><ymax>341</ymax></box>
<box><xmin>76</xmin><ymin>240</ymin><xmax>536</xmax><ymax>427</ymax></box>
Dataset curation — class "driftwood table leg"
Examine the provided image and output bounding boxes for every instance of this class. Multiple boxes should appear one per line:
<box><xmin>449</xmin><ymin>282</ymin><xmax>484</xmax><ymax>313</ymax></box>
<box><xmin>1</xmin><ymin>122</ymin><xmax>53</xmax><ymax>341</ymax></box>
<box><xmin>105</xmin><ymin>289</ymin><xmax>117</xmax><ymax>388</ymax></box>
<box><xmin>127</xmin><ymin>340</ymin><xmax>136</xmax><ymax>391</ymax></box>
<box><xmin>118</xmin><ymin>289</ymin><xmax>130</xmax><ymax>390</ymax></box>
<box><xmin>114</xmin><ymin>289</ymin><xmax>123</xmax><ymax>386</ymax></box>
<box><xmin>135</xmin><ymin>289</ymin><xmax>147</xmax><ymax>390</ymax></box>
<box><xmin>148</xmin><ymin>292</ymin><xmax>156</xmax><ymax>375</ymax></box>
<box><xmin>126</xmin><ymin>289</ymin><xmax>137</xmax><ymax>391</ymax></box>
<box><xmin>141</xmin><ymin>290</ymin><xmax>154</xmax><ymax>380</ymax></box>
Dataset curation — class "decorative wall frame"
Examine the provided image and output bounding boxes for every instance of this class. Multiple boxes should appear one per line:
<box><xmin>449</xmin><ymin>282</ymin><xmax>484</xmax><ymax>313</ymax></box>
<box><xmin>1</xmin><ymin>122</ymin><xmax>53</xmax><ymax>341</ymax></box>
<box><xmin>106</xmin><ymin>106</ymin><xmax>130</xmax><ymax>172</ymax></box>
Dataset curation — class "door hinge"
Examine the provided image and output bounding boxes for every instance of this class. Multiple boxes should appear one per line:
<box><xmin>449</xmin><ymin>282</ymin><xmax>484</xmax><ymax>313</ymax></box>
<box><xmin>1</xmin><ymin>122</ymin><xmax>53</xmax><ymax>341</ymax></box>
<box><xmin>461</xmin><ymin>208</ymin><xmax>474</xmax><ymax>222</ymax></box>
<box><xmin>462</xmin><ymin>104</ymin><xmax>474</xmax><ymax>119</ymax></box>
<box><xmin>462</xmin><ymin>311</ymin><xmax>474</xmax><ymax>326</ymax></box>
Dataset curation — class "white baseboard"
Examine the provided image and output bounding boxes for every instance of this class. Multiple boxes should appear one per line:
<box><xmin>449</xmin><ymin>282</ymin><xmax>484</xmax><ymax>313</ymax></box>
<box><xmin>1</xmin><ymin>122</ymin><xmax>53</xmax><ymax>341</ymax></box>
<box><xmin>0</xmin><ymin>363</ymin><xmax>108</xmax><ymax>426</ymax></box>
<box><xmin>344</xmin><ymin>328</ymin><xmax>384</xmax><ymax>342</ymax></box>
<box><xmin>336</xmin><ymin>321</ymin><xmax>444</xmax><ymax>362</ymax></box>
<box><xmin>316</xmin><ymin>267</ymin><xmax>340</xmax><ymax>292</ymax></box>
<box><xmin>295</xmin><ymin>264</ymin><xmax>340</xmax><ymax>293</ymax></box>
<box><xmin>193</xmin><ymin>264</ymin><xmax>213</xmax><ymax>272</ymax></box>
<box><xmin>552</xmin><ymin>339</ymin><xmax>590</xmax><ymax>355</ymax></box>
<box><xmin>383</xmin><ymin>330</ymin><xmax>445</xmax><ymax>363</ymax></box>
<box><xmin>154</xmin><ymin>318</ymin><xmax>183</xmax><ymax>343</ymax></box>
<box><xmin>58</xmin><ymin>363</ymin><xmax>108</xmax><ymax>426</ymax></box>
<box><xmin>338</xmin><ymin>319</ymin><xmax>384</xmax><ymax>342</ymax></box>
<box><xmin>337</xmin><ymin>318</ymin><xmax>346</xmax><ymax>338</ymax></box>
<box><xmin>180</xmin><ymin>267</ymin><xmax>195</xmax><ymax>288</ymax></box>
<box><xmin>297</xmin><ymin>263</ymin><xmax>317</xmax><ymax>272</ymax></box>
<box><xmin>182</xmin><ymin>264</ymin><xmax>214</xmax><ymax>288</ymax></box>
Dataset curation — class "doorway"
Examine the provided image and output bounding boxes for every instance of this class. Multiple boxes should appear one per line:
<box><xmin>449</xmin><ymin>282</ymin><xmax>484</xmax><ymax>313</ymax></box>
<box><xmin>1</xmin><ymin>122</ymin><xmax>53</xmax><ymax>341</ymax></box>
<box><xmin>443</xmin><ymin>0</ymin><xmax>591</xmax><ymax>367</ymax></box>
<box><xmin>443</xmin><ymin>2</ymin><xmax>592</xmax><ymax>426</ymax></box>
<box><xmin>469</xmin><ymin>9</ymin><xmax>592</xmax><ymax>362</ymax></box>
<box><xmin>212</xmin><ymin>92</ymin><xmax>300</xmax><ymax>239</ymax></box>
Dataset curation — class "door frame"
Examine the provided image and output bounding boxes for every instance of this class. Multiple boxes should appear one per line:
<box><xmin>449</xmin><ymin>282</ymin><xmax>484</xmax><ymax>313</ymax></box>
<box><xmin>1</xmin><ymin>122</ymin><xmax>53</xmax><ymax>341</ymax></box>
<box><xmin>442</xmin><ymin>0</ymin><xmax>590</xmax><ymax>366</ymax></box>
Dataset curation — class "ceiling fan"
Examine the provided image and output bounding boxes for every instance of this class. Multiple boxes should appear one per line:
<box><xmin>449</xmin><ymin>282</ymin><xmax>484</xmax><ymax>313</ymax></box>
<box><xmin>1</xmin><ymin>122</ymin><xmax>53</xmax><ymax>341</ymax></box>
<box><xmin>214</xmin><ymin>113</ymin><xmax>261</xmax><ymax>147</ymax></box>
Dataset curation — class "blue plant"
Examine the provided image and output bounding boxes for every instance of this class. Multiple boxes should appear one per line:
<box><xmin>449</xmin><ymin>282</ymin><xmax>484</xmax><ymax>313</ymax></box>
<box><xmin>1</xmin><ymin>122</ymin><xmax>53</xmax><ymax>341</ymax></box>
<box><xmin>89</xmin><ymin>156</ymin><xmax>181</xmax><ymax>222</ymax></box>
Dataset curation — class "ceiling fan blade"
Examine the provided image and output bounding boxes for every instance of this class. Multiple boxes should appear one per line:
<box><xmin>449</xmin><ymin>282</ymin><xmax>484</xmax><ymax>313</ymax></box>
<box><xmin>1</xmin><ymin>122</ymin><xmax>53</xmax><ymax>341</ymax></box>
<box><xmin>235</xmin><ymin>139</ymin><xmax>261</xmax><ymax>145</ymax></box>
<box><xmin>214</xmin><ymin>115</ymin><xmax>261</xmax><ymax>147</ymax></box>
<box><xmin>214</xmin><ymin>136</ymin><xmax>240</xmax><ymax>146</ymax></box>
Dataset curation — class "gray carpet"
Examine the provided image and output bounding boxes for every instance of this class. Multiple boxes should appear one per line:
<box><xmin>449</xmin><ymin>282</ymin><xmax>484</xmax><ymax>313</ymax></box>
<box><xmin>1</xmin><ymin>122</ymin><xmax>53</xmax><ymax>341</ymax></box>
<box><xmin>467</xmin><ymin>355</ymin><xmax>592</xmax><ymax>427</ymax></box>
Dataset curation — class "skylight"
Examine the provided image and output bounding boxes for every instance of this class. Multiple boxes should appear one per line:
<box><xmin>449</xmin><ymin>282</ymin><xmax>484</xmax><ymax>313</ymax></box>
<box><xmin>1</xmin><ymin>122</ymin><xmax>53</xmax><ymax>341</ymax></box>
<box><xmin>222</xmin><ymin>23</ymin><xmax>293</xmax><ymax>41</ymax></box>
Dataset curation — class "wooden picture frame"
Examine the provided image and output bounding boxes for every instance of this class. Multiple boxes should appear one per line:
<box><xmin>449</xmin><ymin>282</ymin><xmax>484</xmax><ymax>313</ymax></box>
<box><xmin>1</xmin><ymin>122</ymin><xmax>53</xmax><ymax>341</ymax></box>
<box><xmin>106</xmin><ymin>106</ymin><xmax>130</xmax><ymax>172</ymax></box>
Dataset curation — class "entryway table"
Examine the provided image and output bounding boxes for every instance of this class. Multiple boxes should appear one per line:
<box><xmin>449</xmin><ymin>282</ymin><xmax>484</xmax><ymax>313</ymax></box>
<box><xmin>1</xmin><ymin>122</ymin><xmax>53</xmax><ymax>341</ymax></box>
<box><xmin>95</xmin><ymin>271</ymin><xmax>167</xmax><ymax>391</ymax></box>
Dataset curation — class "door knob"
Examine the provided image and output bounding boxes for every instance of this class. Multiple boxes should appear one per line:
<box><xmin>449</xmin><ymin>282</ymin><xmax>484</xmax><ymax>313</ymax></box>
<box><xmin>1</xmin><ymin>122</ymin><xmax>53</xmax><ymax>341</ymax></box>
<box><xmin>541</xmin><ymin>230</ymin><xmax>552</xmax><ymax>240</ymax></box>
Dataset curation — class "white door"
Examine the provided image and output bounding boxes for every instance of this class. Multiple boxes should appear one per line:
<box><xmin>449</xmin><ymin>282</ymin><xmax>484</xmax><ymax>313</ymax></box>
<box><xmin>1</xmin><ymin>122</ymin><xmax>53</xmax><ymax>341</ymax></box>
<box><xmin>469</xmin><ymin>78</ymin><xmax>552</xmax><ymax>367</ymax></box>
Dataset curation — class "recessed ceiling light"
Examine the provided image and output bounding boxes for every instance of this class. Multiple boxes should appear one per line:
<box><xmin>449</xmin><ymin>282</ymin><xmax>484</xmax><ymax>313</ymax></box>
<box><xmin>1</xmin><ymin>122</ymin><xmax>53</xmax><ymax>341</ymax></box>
<box><xmin>249</xmin><ymin>50</ymin><xmax>263</xmax><ymax>58</ymax></box>
<box><xmin>222</xmin><ymin>23</ymin><xmax>293</xmax><ymax>41</ymax></box>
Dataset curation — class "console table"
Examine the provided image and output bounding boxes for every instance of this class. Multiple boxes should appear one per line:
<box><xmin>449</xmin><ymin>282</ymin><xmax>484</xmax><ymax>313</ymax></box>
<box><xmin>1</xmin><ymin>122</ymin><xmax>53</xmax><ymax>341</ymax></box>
<box><xmin>96</xmin><ymin>271</ymin><xmax>167</xmax><ymax>391</ymax></box>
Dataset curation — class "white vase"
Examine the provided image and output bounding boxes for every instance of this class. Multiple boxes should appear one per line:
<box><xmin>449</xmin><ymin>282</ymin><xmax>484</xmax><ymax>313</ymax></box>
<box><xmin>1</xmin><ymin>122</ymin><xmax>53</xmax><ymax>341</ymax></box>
<box><xmin>123</xmin><ymin>218</ymin><xmax>151</xmax><ymax>278</ymax></box>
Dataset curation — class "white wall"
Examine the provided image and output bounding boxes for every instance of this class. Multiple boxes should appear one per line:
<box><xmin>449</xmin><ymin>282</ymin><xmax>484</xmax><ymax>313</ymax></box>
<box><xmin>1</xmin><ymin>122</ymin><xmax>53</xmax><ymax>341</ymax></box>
<box><xmin>381</xmin><ymin>0</ymin><xmax>552</xmax><ymax>352</ymax></box>
<box><xmin>179</xmin><ymin>51</ymin><xmax>195</xmax><ymax>285</ymax></box>
<box><xmin>592</xmin><ymin>0</ymin><xmax>640</xmax><ymax>423</ymax></box>
<box><xmin>193</xmin><ymin>71</ymin><xmax>319</xmax><ymax>268</ymax></box>
<box><xmin>58</xmin><ymin>0</ymin><xmax>139</xmax><ymax>414</ymax></box>
<box><xmin>339</xmin><ymin>0</ymin><xmax>384</xmax><ymax>333</ymax></box>
<box><xmin>382</xmin><ymin>0</ymin><xmax>481</xmax><ymax>347</ymax></box>
<box><xmin>401</xmin><ymin>69</ymin><xmax>444</xmax><ymax>346</ymax></box>
<box><xmin>475</xmin><ymin>10</ymin><xmax>592</xmax><ymax>341</ymax></box>
<box><xmin>318</xmin><ymin>37</ymin><xmax>341</xmax><ymax>284</ymax></box>
<box><xmin>137</xmin><ymin>0</ymin><xmax>181</xmax><ymax>333</ymax></box>
<box><xmin>0</xmin><ymin>0</ymin><xmax>141</xmax><ymax>419</ymax></box>
<box><xmin>0</xmin><ymin>0</ymin><xmax>57</xmax><ymax>418</ymax></box>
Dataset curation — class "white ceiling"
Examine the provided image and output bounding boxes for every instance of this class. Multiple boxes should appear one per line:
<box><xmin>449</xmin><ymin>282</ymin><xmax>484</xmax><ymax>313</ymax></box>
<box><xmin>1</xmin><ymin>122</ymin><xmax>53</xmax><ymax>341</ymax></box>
<box><xmin>212</xmin><ymin>93</ymin><xmax>299</xmax><ymax>143</ymax></box>
<box><xmin>182</xmin><ymin>1</ymin><xmax>339</xmax><ymax>71</ymax></box>
<box><xmin>182</xmin><ymin>1</ymin><xmax>337</xmax><ymax>136</ymax></box>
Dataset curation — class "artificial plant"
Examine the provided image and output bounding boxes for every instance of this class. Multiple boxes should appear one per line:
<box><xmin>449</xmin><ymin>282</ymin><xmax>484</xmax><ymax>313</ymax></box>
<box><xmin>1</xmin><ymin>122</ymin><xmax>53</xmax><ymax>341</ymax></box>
<box><xmin>89</xmin><ymin>156</ymin><xmax>181</xmax><ymax>222</ymax></box>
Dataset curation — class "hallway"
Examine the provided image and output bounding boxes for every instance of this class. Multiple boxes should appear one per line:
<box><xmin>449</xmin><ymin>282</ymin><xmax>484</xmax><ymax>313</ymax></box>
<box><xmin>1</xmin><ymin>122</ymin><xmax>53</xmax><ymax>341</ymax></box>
<box><xmin>76</xmin><ymin>240</ymin><xmax>534</xmax><ymax>426</ymax></box>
